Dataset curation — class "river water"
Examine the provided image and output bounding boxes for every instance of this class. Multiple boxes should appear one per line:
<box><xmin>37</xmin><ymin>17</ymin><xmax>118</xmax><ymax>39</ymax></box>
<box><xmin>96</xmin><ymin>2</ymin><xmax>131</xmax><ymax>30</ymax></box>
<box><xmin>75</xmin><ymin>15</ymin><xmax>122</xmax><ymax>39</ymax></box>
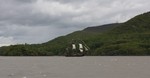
<box><xmin>0</xmin><ymin>56</ymin><xmax>150</xmax><ymax>78</ymax></box>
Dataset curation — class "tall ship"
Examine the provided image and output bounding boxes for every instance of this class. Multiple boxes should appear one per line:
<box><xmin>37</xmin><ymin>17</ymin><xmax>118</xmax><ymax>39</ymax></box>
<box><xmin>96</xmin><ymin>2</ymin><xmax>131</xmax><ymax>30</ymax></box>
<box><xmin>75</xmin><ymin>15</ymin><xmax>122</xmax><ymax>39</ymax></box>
<box><xmin>65</xmin><ymin>39</ymin><xmax>90</xmax><ymax>56</ymax></box>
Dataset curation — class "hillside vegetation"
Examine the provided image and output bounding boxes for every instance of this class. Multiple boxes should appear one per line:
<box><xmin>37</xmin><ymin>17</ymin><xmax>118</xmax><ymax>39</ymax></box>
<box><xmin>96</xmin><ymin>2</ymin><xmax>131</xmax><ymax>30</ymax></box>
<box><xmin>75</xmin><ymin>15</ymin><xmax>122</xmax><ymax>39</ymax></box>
<box><xmin>0</xmin><ymin>12</ymin><xmax>150</xmax><ymax>56</ymax></box>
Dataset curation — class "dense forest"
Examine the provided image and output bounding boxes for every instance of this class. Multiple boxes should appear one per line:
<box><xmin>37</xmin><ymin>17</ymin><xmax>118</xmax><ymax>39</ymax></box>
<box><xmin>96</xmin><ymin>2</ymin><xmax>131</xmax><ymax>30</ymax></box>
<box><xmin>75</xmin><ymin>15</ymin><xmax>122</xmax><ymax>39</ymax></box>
<box><xmin>0</xmin><ymin>12</ymin><xmax>150</xmax><ymax>56</ymax></box>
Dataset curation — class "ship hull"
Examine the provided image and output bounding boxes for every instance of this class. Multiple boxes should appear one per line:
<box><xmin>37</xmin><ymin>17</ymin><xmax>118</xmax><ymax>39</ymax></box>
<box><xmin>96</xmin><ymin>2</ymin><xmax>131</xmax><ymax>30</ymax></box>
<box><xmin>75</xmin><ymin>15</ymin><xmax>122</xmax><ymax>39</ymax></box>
<box><xmin>65</xmin><ymin>52</ymin><xmax>84</xmax><ymax>57</ymax></box>
<box><xmin>65</xmin><ymin>55</ymin><xmax>84</xmax><ymax>57</ymax></box>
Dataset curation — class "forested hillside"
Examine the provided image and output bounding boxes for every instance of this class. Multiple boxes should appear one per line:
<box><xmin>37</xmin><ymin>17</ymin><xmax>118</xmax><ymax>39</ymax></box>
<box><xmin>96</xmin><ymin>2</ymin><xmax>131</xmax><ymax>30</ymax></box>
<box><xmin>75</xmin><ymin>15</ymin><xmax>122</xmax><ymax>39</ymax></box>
<box><xmin>0</xmin><ymin>12</ymin><xmax>150</xmax><ymax>56</ymax></box>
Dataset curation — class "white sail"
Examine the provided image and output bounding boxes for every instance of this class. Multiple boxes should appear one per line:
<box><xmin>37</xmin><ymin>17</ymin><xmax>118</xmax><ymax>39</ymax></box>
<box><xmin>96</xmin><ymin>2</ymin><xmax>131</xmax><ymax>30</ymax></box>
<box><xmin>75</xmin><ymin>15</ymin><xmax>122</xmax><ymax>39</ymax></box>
<box><xmin>79</xmin><ymin>43</ymin><xmax>83</xmax><ymax>49</ymax></box>
<box><xmin>79</xmin><ymin>43</ymin><xmax>84</xmax><ymax>52</ymax></box>
<box><xmin>84</xmin><ymin>46</ymin><xmax>88</xmax><ymax>51</ymax></box>
<box><xmin>72</xmin><ymin>44</ymin><xmax>76</xmax><ymax>49</ymax></box>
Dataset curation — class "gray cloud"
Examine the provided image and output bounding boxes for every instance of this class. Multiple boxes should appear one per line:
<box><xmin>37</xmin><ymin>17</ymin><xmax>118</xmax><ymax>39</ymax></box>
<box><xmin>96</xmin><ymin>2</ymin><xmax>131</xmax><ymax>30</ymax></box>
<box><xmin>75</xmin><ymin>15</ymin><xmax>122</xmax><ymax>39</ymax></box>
<box><xmin>0</xmin><ymin>0</ymin><xmax>150</xmax><ymax>46</ymax></box>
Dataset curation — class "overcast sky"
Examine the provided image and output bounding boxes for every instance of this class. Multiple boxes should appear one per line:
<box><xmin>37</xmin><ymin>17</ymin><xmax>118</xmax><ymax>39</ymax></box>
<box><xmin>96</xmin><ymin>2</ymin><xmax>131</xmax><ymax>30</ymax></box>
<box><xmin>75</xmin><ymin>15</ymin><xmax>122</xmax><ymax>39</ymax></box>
<box><xmin>0</xmin><ymin>0</ymin><xmax>150</xmax><ymax>46</ymax></box>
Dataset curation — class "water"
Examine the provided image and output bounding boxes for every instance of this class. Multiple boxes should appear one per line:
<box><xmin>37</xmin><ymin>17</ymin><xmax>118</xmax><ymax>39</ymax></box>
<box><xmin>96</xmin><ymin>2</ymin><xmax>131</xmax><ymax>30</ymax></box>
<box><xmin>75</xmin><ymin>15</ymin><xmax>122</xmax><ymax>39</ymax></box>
<box><xmin>0</xmin><ymin>56</ymin><xmax>150</xmax><ymax>78</ymax></box>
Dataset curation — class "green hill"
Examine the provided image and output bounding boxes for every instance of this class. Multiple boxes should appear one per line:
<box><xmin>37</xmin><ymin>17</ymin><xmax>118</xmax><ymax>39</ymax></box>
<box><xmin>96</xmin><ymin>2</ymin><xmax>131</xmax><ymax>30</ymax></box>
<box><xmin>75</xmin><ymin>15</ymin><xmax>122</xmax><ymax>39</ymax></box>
<box><xmin>0</xmin><ymin>12</ymin><xmax>150</xmax><ymax>56</ymax></box>
<box><xmin>83</xmin><ymin>23</ymin><xmax>121</xmax><ymax>33</ymax></box>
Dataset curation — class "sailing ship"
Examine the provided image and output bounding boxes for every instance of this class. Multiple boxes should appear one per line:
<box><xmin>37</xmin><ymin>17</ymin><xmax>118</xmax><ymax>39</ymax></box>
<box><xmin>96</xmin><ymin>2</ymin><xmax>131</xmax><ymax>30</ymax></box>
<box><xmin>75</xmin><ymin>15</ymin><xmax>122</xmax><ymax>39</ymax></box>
<box><xmin>65</xmin><ymin>39</ymin><xmax>89</xmax><ymax>56</ymax></box>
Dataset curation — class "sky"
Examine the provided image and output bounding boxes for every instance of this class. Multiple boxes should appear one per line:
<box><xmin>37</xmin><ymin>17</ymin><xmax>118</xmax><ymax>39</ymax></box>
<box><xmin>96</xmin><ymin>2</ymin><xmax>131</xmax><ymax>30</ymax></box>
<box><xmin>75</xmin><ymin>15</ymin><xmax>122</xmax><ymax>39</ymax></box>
<box><xmin>0</xmin><ymin>0</ymin><xmax>150</xmax><ymax>47</ymax></box>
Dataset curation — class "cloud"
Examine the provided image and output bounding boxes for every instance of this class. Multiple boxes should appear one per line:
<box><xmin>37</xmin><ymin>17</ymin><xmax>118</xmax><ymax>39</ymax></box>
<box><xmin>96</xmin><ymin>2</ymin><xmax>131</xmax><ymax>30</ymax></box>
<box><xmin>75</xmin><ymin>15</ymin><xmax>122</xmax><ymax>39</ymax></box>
<box><xmin>0</xmin><ymin>0</ymin><xmax>150</xmax><ymax>46</ymax></box>
<box><xmin>0</xmin><ymin>36</ymin><xmax>14</xmax><ymax>47</ymax></box>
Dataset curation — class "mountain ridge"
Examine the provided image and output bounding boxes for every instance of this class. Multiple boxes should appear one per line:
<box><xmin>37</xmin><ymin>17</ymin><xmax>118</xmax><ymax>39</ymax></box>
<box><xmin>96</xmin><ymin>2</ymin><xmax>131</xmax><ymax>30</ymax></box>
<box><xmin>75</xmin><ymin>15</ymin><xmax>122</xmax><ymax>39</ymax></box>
<box><xmin>83</xmin><ymin>23</ymin><xmax>121</xmax><ymax>33</ymax></box>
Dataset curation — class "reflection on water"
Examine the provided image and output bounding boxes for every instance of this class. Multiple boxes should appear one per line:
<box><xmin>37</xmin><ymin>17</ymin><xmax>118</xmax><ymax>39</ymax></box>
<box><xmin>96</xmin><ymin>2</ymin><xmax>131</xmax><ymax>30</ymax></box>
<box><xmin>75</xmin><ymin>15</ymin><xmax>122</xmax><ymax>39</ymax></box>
<box><xmin>0</xmin><ymin>56</ymin><xmax>150</xmax><ymax>78</ymax></box>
